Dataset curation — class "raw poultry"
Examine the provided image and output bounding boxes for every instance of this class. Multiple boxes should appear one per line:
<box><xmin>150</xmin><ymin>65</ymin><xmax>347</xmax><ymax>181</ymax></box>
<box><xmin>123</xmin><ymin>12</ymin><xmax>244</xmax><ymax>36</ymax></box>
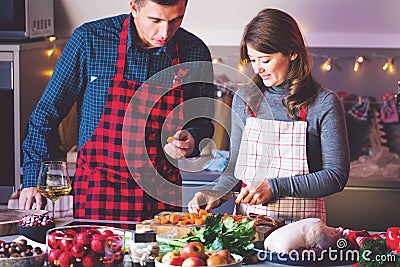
<box><xmin>264</xmin><ymin>218</ymin><xmax>345</xmax><ymax>253</ymax></box>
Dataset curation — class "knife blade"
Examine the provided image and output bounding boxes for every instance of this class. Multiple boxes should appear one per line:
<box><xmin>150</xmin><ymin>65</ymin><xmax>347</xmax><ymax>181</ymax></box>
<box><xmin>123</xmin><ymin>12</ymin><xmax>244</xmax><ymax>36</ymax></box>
<box><xmin>197</xmin><ymin>190</ymin><xmax>240</xmax><ymax>201</ymax></box>
<box><xmin>220</xmin><ymin>191</ymin><xmax>240</xmax><ymax>201</ymax></box>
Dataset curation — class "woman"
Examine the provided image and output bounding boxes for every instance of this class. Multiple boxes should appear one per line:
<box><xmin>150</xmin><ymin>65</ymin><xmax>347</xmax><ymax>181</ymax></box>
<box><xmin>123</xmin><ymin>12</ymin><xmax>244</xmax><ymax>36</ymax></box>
<box><xmin>188</xmin><ymin>8</ymin><xmax>350</xmax><ymax>223</ymax></box>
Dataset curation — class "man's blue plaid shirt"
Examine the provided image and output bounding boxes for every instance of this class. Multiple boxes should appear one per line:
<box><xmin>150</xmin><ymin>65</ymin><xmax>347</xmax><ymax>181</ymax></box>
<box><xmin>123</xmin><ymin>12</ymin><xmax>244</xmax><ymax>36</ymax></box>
<box><xmin>22</xmin><ymin>14</ymin><xmax>214</xmax><ymax>188</ymax></box>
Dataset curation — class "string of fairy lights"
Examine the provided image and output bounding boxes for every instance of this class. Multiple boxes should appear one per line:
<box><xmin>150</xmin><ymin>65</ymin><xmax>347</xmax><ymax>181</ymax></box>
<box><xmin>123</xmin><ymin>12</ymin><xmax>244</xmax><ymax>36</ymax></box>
<box><xmin>45</xmin><ymin>36</ymin><xmax>397</xmax><ymax>75</ymax></box>
<box><xmin>312</xmin><ymin>53</ymin><xmax>397</xmax><ymax>73</ymax></box>
<box><xmin>211</xmin><ymin>53</ymin><xmax>398</xmax><ymax>74</ymax></box>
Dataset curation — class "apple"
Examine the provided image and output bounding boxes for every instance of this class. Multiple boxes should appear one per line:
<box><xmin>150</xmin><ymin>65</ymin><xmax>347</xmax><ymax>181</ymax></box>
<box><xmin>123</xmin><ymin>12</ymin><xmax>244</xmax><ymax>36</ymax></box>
<box><xmin>164</xmin><ymin>256</ymin><xmax>185</xmax><ymax>266</ymax></box>
<box><xmin>213</xmin><ymin>250</ymin><xmax>230</xmax><ymax>259</ymax></box>
<box><xmin>161</xmin><ymin>251</ymin><xmax>181</xmax><ymax>263</ymax></box>
<box><xmin>180</xmin><ymin>242</ymin><xmax>206</xmax><ymax>260</ymax></box>
<box><xmin>181</xmin><ymin>256</ymin><xmax>205</xmax><ymax>267</ymax></box>
<box><xmin>206</xmin><ymin>255</ymin><xmax>228</xmax><ymax>266</ymax></box>
<box><xmin>213</xmin><ymin>249</ymin><xmax>235</xmax><ymax>263</ymax></box>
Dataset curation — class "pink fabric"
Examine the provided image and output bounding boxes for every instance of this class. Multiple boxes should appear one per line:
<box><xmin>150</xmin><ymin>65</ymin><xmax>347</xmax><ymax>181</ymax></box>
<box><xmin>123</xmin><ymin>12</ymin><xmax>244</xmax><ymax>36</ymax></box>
<box><xmin>380</xmin><ymin>93</ymin><xmax>399</xmax><ymax>123</ymax></box>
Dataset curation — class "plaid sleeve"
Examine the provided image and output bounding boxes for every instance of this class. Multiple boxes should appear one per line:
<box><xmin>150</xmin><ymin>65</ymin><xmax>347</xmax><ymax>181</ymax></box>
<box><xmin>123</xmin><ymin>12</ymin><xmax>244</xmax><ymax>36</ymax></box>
<box><xmin>21</xmin><ymin>28</ymin><xmax>87</xmax><ymax>188</ymax></box>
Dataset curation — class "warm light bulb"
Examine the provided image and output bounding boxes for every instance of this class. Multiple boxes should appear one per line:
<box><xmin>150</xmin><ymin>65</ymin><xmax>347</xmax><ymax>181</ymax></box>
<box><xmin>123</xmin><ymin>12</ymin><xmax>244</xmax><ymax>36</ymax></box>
<box><xmin>321</xmin><ymin>58</ymin><xmax>332</xmax><ymax>71</ymax></box>
<box><xmin>383</xmin><ymin>58</ymin><xmax>395</xmax><ymax>73</ymax></box>
<box><xmin>43</xmin><ymin>70</ymin><xmax>53</xmax><ymax>77</ymax></box>
<box><xmin>238</xmin><ymin>63</ymin><xmax>245</xmax><ymax>72</ymax></box>
<box><xmin>46</xmin><ymin>49</ymin><xmax>54</xmax><ymax>57</ymax></box>
<box><xmin>212</xmin><ymin>58</ymin><xmax>219</xmax><ymax>64</ymax></box>
<box><xmin>354</xmin><ymin>62</ymin><xmax>360</xmax><ymax>72</ymax></box>
<box><xmin>389</xmin><ymin>64</ymin><xmax>395</xmax><ymax>73</ymax></box>
<box><xmin>48</xmin><ymin>36</ymin><xmax>56</xmax><ymax>42</ymax></box>
<box><xmin>383</xmin><ymin>63</ymin><xmax>388</xmax><ymax>71</ymax></box>
<box><xmin>354</xmin><ymin>56</ymin><xmax>364</xmax><ymax>72</ymax></box>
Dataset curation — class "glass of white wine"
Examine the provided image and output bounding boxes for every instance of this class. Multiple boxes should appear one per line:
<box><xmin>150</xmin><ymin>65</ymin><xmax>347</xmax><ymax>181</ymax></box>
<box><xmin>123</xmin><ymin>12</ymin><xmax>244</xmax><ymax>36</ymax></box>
<box><xmin>36</xmin><ymin>161</ymin><xmax>72</xmax><ymax>219</ymax></box>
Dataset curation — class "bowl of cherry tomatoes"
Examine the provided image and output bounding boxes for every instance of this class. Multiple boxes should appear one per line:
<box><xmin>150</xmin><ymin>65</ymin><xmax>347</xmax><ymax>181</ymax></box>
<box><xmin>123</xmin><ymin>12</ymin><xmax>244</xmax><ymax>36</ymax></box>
<box><xmin>46</xmin><ymin>225</ymin><xmax>125</xmax><ymax>267</ymax></box>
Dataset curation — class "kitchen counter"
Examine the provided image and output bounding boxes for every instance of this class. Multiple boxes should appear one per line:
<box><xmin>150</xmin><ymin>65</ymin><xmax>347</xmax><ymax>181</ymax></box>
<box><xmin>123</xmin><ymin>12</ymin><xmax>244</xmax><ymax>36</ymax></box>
<box><xmin>0</xmin><ymin>218</ymin><xmax>361</xmax><ymax>267</ymax></box>
<box><xmin>180</xmin><ymin>168</ymin><xmax>400</xmax><ymax>231</ymax></box>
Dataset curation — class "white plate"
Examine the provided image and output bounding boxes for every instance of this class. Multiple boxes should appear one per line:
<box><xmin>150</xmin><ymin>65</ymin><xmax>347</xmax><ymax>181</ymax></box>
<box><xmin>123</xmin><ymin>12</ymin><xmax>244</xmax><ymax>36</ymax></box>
<box><xmin>155</xmin><ymin>254</ymin><xmax>242</xmax><ymax>267</ymax></box>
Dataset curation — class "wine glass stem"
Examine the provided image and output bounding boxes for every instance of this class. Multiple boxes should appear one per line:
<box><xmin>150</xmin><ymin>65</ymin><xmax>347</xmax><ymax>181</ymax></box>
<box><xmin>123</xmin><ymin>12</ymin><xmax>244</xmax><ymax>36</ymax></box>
<box><xmin>51</xmin><ymin>201</ymin><xmax>56</xmax><ymax>220</ymax></box>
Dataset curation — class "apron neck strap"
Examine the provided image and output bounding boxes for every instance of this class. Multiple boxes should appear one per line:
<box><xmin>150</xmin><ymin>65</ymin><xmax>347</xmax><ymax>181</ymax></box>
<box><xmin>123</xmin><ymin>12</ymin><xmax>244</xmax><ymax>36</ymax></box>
<box><xmin>299</xmin><ymin>105</ymin><xmax>308</xmax><ymax>121</ymax></box>
<box><xmin>250</xmin><ymin>95</ymin><xmax>263</xmax><ymax>117</ymax></box>
<box><xmin>251</xmin><ymin>95</ymin><xmax>308</xmax><ymax>121</ymax></box>
<box><xmin>115</xmin><ymin>15</ymin><xmax>130</xmax><ymax>80</ymax></box>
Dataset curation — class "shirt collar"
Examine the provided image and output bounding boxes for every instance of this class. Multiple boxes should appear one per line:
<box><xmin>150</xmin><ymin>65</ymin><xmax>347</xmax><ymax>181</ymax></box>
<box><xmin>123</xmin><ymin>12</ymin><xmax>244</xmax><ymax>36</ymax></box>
<box><xmin>128</xmin><ymin>14</ymin><xmax>173</xmax><ymax>57</ymax></box>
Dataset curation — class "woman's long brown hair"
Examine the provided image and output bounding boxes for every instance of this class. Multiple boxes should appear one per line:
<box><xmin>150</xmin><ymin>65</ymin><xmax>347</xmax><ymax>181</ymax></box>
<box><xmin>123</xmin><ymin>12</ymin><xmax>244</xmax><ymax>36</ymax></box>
<box><xmin>240</xmin><ymin>8</ymin><xmax>322</xmax><ymax>120</ymax></box>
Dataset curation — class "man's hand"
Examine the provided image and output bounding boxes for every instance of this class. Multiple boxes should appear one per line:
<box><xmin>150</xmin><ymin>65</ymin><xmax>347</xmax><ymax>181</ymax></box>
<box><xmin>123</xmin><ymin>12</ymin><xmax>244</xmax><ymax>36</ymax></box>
<box><xmin>19</xmin><ymin>187</ymin><xmax>46</xmax><ymax>210</ymax></box>
<box><xmin>163</xmin><ymin>130</ymin><xmax>195</xmax><ymax>159</ymax></box>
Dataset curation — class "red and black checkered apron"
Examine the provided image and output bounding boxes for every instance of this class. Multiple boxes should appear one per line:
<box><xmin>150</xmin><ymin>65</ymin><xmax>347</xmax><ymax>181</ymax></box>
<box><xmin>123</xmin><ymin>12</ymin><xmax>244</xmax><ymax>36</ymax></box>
<box><xmin>235</xmin><ymin>100</ymin><xmax>326</xmax><ymax>223</ymax></box>
<box><xmin>74</xmin><ymin>16</ymin><xmax>185</xmax><ymax>221</ymax></box>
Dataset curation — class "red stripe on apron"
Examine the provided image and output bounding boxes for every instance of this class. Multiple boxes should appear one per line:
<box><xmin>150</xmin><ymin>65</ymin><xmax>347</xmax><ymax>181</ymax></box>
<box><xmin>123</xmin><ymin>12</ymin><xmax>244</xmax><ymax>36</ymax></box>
<box><xmin>235</xmin><ymin>94</ymin><xmax>326</xmax><ymax>223</ymax></box>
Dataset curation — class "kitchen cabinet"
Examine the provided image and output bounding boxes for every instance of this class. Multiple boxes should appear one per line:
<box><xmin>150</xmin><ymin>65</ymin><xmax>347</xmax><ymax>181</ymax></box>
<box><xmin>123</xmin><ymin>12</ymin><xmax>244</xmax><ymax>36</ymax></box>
<box><xmin>0</xmin><ymin>39</ymin><xmax>65</xmax><ymax>205</ymax></box>
<box><xmin>325</xmin><ymin>176</ymin><xmax>400</xmax><ymax>231</ymax></box>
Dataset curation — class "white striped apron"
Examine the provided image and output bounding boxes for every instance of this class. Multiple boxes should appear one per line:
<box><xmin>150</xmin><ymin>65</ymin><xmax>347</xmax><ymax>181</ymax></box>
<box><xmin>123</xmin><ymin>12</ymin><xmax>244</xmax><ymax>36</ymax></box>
<box><xmin>234</xmin><ymin>105</ymin><xmax>326</xmax><ymax>223</ymax></box>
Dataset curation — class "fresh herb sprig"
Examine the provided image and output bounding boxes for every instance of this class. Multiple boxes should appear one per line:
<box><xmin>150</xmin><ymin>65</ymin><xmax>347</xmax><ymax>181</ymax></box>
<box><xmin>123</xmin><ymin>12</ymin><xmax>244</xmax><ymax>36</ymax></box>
<box><xmin>358</xmin><ymin>239</ymin><xmax>400</xmax><ymax>267</ymax></box>
<box><xmin>157</xmin><ymin>214</ymin><xmax>257</xmax><ymax>263</ymax></box>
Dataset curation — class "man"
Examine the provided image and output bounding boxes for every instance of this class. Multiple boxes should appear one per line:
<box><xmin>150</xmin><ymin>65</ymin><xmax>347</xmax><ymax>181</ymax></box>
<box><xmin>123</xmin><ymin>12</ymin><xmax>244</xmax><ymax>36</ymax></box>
<box><xmin>19</xmin><ymin>0</ymin><xmax>214</xmax><ymax>221</ymax></box>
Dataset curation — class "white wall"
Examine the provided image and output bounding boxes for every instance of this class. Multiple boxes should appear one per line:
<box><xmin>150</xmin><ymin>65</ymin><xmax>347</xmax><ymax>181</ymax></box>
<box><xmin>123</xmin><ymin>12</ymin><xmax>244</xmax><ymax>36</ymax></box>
<box><xmin>54</xmin><ymin>0</ymin><xmax>400</xmax><ymax>47</ymax></box>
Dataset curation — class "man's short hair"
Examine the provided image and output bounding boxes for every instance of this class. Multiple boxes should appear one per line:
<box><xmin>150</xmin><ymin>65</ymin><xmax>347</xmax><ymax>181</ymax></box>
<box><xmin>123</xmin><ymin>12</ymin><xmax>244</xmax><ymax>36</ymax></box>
<box><xmin>134</xmin><ymin>0</ymin><xmax>188</xmax><ymax>9</ymax></box>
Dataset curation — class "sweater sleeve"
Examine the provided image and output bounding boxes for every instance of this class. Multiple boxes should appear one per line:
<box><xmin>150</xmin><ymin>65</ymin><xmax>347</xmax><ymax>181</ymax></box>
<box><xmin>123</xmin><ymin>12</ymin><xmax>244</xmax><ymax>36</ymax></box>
<box><xmin>268</xmin><ymin>91</ymin><xmax>350</xmax><ymax>199</ymax></box>
<box><xmin>212</xmin><ymin>91</ymin><xmax>245</xmax><ymax>192</ymax></box>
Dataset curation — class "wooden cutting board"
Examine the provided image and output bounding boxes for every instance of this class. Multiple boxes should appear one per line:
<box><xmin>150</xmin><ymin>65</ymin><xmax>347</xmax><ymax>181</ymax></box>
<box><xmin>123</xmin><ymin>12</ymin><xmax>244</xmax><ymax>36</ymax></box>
<box><xmin>136</xmin><ymin>211</ymin><xmax>198</xmax><ymax>239</ymax></box>
<box><xmin>136</xmin><ymin>212</ymin><xmax>285</xmax><ymax>240</ymax></box>
<box><xmin>0</xmin><ymin>209</ymin><xmax>47</xmax><ymax>236</ymax></box>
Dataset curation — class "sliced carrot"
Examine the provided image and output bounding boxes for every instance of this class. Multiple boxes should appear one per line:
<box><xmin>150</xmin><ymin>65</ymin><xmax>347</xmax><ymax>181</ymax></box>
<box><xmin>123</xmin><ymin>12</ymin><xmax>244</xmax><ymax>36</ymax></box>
<box><xmin>160</xmin><ymin>218</ymin><xmax>169</xmax><ymax>224</ymax></box>
<box><xmin>198</xmin><ymin>209</ymin><xmax>208</xmax><ymax>217</ymax></box>
<box><xmin>169</xmin><ymin>213</ymin><xmax>180</xmax><ymax>224</ymax></box>
<box><xmin>194</xmin><ymin>218</ymin><xmax>205</xmax><ymax>225</ymax></box>
<box><xmin>177</xmin><ymin>220</ymin><xmax>188</xmax><ymax>225</ymax></box>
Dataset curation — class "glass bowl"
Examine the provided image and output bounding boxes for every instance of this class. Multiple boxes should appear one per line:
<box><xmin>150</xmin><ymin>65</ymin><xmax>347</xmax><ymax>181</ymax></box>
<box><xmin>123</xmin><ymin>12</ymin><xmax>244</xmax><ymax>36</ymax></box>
<box><xmin>18</xmin><ymin>221</ymin><xmax>55</xmax><ymax>243</ymax></box>
<box><xmin>0</xmin><ymin>238</ymin><xmax>46</xmax><ymax>267</ymax></box>
<box><xmin>46</xmin><ymin>225</ymin><xmax>125</xmax><ymax>267</ymax></box>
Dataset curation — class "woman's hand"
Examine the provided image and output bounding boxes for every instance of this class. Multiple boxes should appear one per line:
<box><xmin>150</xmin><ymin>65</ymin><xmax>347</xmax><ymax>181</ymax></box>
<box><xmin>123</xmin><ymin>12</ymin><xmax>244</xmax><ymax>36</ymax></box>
<box><xmin>18</xmin><ymin>187</ymin><xmax>47</xmax><ymax>210</ymax></box>
<box><xmin>163</xmin><ymin>130</ymin><xmax>195</xmax><ymax>159</ymax></box>
<box><xmin>188</xmin><ymin>190</ymin><xmax>222</xmax><ymax>214</ymax></box>
<box><xmin>235</xmin><ymin>179</ymin><xmax>273</xmax><ymax>205</ymax></box>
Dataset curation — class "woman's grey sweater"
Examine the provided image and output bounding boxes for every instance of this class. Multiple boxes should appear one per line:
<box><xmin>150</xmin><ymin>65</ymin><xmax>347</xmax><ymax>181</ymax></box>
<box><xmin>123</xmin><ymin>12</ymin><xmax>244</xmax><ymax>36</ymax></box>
<box><xmin>213</xmin><ymin>85</ymin><xmax>350</xmax><ymax>200</ymax></box>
